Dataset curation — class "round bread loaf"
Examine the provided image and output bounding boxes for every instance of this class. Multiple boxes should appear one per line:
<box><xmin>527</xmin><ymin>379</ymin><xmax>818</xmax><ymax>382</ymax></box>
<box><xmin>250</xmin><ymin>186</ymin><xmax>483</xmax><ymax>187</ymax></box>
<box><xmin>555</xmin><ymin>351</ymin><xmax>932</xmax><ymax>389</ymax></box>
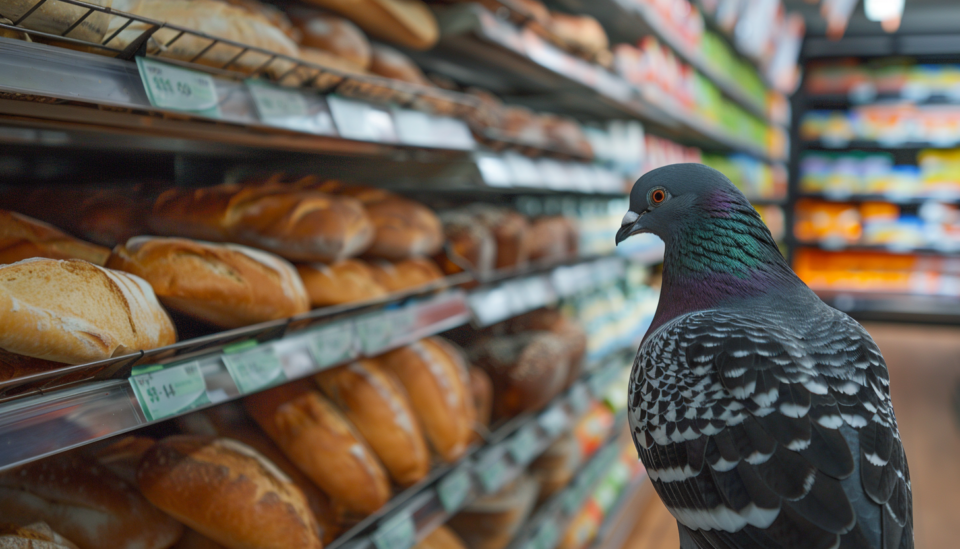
<box><xmin>369</xmin><ymin>44</ymin><xmax>430</xmax><ymax>85</ymax></box>
<box><xmin>315</xmin><ymin>360</ymin><xmax>430</xmax><ymax>486</ymax></box>
<box><xmin>368</xmin><ymin>258</ymin><xmax>445</xmax><ymax>293</ymax></box>
<box><xmin>137</xmin><ymin>435</ymin><xmax>323</xmax><ymax>549</ymax></box>
<box><xmin>0</xmin><ymin>522</ymin><xmax>79</xmax><ymax>549</ymax></box>
<box><xmin>469</xmin><ymin>332</ymin><xmax>570</xmax><ymax>419</ymax></box>
<box><xmin>0</xmin><ymin>258</ymin><xmax>176</xmax><ymax>365</ymax></box>
<box><xmin>436</xmin><ymin>211</ymin><xmax>496</xmax><ymax>275</ymax></box>
<box><xmin>106</xmin><ymin>237</ymin><xmax>310</xmax><ymax>329</ymax></box>
<box><xmin>244</xmin><ymin>381</ymin><xmax>391</xmax><ymax>518</ymax></box>
<box><xmin>505</xmin><ymin>309</ymin><xmax>587</xmax><ymax>386</ymax></box>
<box><xmin>0</xmin><ymin>210</ymin><xmax>109</xmax><ymax>266</ymax></box>
<box><xmin>469</xmin><ymin>207</ymin><xmax>530</xmax><ymax>270</ymax></box>
<box><xmin>0</xmin><ymin>454</ymin><xmax>184</xmax><ymax>549</ymax></box>
<box><xmin>379</xmin><ymin>338</ymin><xmax>474</xmax><ymax>462</ymax></box>
<box><xmin>527</xmin><ymin>216</ymin><xmax>574</xmax><ymax>262</ymax></box>
<box><xmin>292</xmin><ymin>11</ymin><xmax>372</xmax><ymax>69</ymax></box>
<box><xmin>296</xmin><ymin>260</ymin><xmax>387</xmax><ymax>308</ymax></box>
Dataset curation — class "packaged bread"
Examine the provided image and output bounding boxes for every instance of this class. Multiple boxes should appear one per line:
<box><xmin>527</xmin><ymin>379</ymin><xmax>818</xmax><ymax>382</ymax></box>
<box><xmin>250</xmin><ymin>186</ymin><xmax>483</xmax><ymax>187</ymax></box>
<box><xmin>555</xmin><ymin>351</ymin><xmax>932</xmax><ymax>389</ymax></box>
<box><xmin>369</xmin><ymin>258</ymin><xmax>444</xmax><ymax>293</ymax></box>
<box><xmin>106</xmin><ymin>237</ymin><xmax>310</xmax><ymax>329</ymax></box>
<box><xmin>150</xmin><ymin>183</ymin><xmax>374</xmax><ymax>263</ymax></box>
<box><xmin>447</xmin><ymin>475</ymin><xmax>539</xmax><ymax>549</ymax></box>
<box><xmin>0</xmin><ymin>454</ymin><xmax>184</xmax><ymax>549</ymax></box>
<box><xmin>468</xmin><ymin>365</ymin><xmax>493</xmax><ymax>429</ymax></box>
<box><xmin>244</xmin><ymin>381</ymin><xmax>391</xmax><ymax>518</ymax></box>
<box><xmin>300</xmin><ymin>0</ymin><xmax>439</xmax><ymax>50</ymax></box>
<box><xmin>0</xmin><ymin>0</ymin><xmax>112</xmax><ymax>42</ymax></box>
<box><xmin>315</xmin><ymin>360</ymin><xmax>430</xmax><ymax>486</ymax></box>
<box><xmin>0</xmin><ymin>210</ymin><xmax>110</xmax><ymax>265</ymax></box>
<box><xmin>414</xmin><ymin>526</ymin><xmax>468</xmax><ymax>549</ymax></box>
<box><xmin>379</xmin><ymin>338</ymin><xmax>474</xmax><ymax>462</ymax></box>
<box><xmin>470</xmin><ymin>207</ymin><xmax>530</xmax><ymax>270</ymax></box>
<box><xmin>0</xmin><ymin>522</ymin><xmax>78</xmax><ymax>549</ymax></box>
<box><xmin>0</xmin><ymin>258</ymin><xmax>176</xmax><ymax>365</ymax></box>
<box><xmin>505</xmin><ymin>309</ymin><xmax>586</xmax><ymax>386</ymax></box>
<box><xmin>137</xmin><ymin>435</ymin><xmax>323</xmax><ymax>549</ymax></box>
<box><xmin>296</xmin><ymin>260</ymin><xmax>387</xmax><ymax>308</ymax></box>
<box><xmin>436</xmin><ymin>210</ymin><xmax>496</xmax><ymax>275</ymax></box>
<box><xmin>368</xmin><ymin>44</ymin><xmax>430</xmax><ymax>86</ymax></box>
<box><xmin>469</xmin><ymin>332</ymin><xmax>570</xmax><ymax>419</ymax></box>
<box><xmin>290</xmin><ymin>10</ymin><xmax>372</xmax><ymax>70</ymax></box>
<box><xmin>106</xmin><ymin>0</ymin><xmax>299</xmax><ymax>80</ymax></box>
<box><xmin>177</xmin><ymin>403</ymin><xmax>340</xmax><ymax>544</ymax></box>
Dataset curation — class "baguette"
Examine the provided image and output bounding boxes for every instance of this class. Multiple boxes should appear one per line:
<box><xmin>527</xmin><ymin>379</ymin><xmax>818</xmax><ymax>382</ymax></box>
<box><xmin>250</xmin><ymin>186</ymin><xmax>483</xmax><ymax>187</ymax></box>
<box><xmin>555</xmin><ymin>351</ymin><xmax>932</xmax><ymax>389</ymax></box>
<box><xmin>296</xmin><ymin>260</ymin><xmax>388</xmax><ymax>308</ymax></box>
<box><xmin>0</xmin><ymin>259</ymin><xmax>176</xmax><ymax>365</ymax></box>
<box><xmin>0</xmin><ymin>210</ymin><xmax>110</xmax><ymax>266</ymax></box>
<box><xmin>137</xmin><ymin>435</ymin><xmax>323</xmax><ymax>549</ymax></box>
<box><xmin>315</xmin><ymin>360</ymin><xmax>430</xmax><ymax>486</ymax></box>
<box><xmin>300</xmin><ymin>0</ymin><xmax>438</xmax><ymax>50</ymax></box>
<box><xmin>106</xmin><ymin>237</ymin><xmax>309</xmax><ymax>329</ymax></box>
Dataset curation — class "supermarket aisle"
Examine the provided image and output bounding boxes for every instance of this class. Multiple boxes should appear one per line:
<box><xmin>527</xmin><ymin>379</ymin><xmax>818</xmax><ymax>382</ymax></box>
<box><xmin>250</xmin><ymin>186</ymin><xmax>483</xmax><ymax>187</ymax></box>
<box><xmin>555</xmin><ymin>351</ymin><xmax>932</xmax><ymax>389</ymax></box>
<box><xmin>619</xmin><ymin>321</ymin><xmax>960</xmax><ymax>549</ymax></box>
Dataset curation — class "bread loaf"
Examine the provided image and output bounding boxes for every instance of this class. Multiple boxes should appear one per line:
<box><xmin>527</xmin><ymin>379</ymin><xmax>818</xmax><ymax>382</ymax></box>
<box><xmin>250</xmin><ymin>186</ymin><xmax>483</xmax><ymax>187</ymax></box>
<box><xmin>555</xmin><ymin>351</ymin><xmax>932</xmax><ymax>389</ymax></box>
<box><xmin>470</xmin><ymin>207</ymin><xmax>530</xmax><ymax>269</ymax></box>
<box><xmin>75</xmin><ymin>193</ymin><xmax>150</xmax><ymax>248</ymax></box>
<box><xmin>1</xmin><ymin>0</ymin><xmax>111</xmax><ymax>42</ymax></box>
<box><xmin>0</xmin><ymin>454</ymin><xmax>184</xmax><ymax>549</ymax></box>
<box><xmin>106</xmin><ymin>237</ymin><xmax>309</xmax><ymax>329</ymax></box>
<box><xmin>298</xmin><ymin>46</ymin><xmax>370</xmax><ymax>77</ymax></box>
<box><xmin>541</xmin><ymin>115</ymin><xmax>593</xmax><ymax>158</ymax></box>
<box><xmin>315</xmin><ymin>360</ymin><xmax>430</xmax><ymax>486</ymax></box>
<box><xmin>0</xmin><ymin>259</ymin><xmax>176</xmax><ymax>365</ymax></box>
<box><xmin>0</xmin><ymin>522</ymin><xmax>79</xmax><ymax>549</ymax></box>
<box><xmin>506</xmin><ymin>309</ymin><xmax>586</xmax><ymax>386</ymax></box>
<box><xmin>0</xmin><ymin>210</ymin><xmax>110</xmax><ymax>265</ymax></box>
<box><xmin>301</xmin><ymin>0</ymin><xmax>438</xmax><ymax>50</ymax></box>
<box><xmin>171</xmin><ymin>529</ymin><xmax>225</xmax><ymax>549</ymax></box>
<box><xmin>447</xmin><ymin>475</ymin><xmax>539</xmax><ymax>549</ymax></box>
<box><xmin>296</xmin><ymin>260</ymin><xmax>387</xmax><ymax>308</ymax></box>
<box><xmin>468</xmin><ymin>365</ymin><xmax>493</xmax><ymax>429</ymax></box>
<box><xmin>137</xmin><ymin>435</ymin><xmax>323</xmax><ymax>549</ymax></box>
<box><xmin>469</xmin><ymin>332</ymin><xmax>570</xmax><ymax>419</ymax></box>
<box><xmin>90</xmin><ymin>435</ymin><xmax>156</xmax><ymax>485</ymax></box>
<box><xmin>436</xmin><ymin>210</ymin><xmax>495</xmax><ymax>275</ymax></box>
<box><xmin>414</xmin><ymin>526</ymin><xmax>468</xmax><ymax>549</ymax></box>
<box><xmin>150</xmin><ymin>184</ymin><xmax>374</xmax><ymax>263</ymax></box>
<box><xmin>543</xmin><ymin>12</ymin><xmax>609</xmax><ymax>57</ymax></box>
<box><xmin>527</xmin><ymin>216</ymin><xmax>573</xmax><ymax>262</ymax></box>
<box><xmin>379</xmin><ymin>338</ymin><xmax>474</xmax><ymax>462</ymax></box>
<box><xmin>368</xmin><ymin>44</ymin><xmax>430</xmax><ymax>86</ymax></box>
<box><xmin>369</xmin><ymin>258</ymin><xmax>444</xmax><ymax>293</ymax></box>
<box><xmin>291</xmin><ymin>10</ymin><xmax>372</xmax><ymax>69</ymax></box>
<box><xmin>244</xmin><ymin>381</ymin><xmax>391</xmax><ymax>518</ymax></box>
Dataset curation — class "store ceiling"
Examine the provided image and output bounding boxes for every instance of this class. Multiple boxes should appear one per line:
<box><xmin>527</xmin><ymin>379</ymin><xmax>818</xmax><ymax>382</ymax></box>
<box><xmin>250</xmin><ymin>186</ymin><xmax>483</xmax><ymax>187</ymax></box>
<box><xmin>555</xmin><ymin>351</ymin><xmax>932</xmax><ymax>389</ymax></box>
<box><xmin>783</xmin><ymin>0</ymin><xmax>960</xmax><ymax>37</ymax></box>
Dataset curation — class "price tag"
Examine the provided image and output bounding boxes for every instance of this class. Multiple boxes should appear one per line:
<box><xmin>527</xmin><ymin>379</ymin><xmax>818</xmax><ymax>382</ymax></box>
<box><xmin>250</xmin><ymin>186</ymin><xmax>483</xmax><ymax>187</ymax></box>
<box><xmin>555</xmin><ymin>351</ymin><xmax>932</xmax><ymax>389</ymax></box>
<box><xmin>391</xmin><ymin>308</ymin><xmax>418</xmax><ymax>340</ymax></box>
<box><xmin>393</xmin><ymin>108</ymin><xmax>475</xmax><ymax>150</ymax></box>
<box><xmin>562</xmin><ymin>483</ymin><xmax>585</xmax><ymax>515</ymax></box>
<box><xmin>372</xmin><ymin>509</ymin><xmax>416</xmax><ymax>549</ymax></box>
<box><xmin>437</xmin><ymin>465</ymin><xmax>473</xmax><ymax>513</ymax></box>
<box><xmin>136</xmin><ymin>57</ymin><xmax>221</xmax><ymax>118</ymax></box>
<box><xmin>246</xmin><ymin>79</ymin><xmax>309</xmax><ymax>128</ymax></box>
<box><xmin>222</xmin><ymin>341</ymin><xmax>286</xmax><ymax>394</ymax></box>
<box><xmin>308</xmin><ymin>321</ymin><xmax>357</xmax><ymax>368</ymax></box>
<box><xmin>476</xmin><ymin>155</ymin><xmax>513</xmax><ymax>187</ymax></box>
<box><xmin>476</xmin><ymin>448</ymin><xmax>509</xmax><ymax>494</ymax></box>
<box><xmin>327</xmin><ymin>95</ymin><xmax>397</xmax><ymax>143</ymax></box>
<box><xmin>533</xmin><ymin>517</ymin><xmax>561</xmax><ymax>549</ymax></box>
<box><xmin>130</xmin><ymin>361</ymin><xmax>210</xmax><ymax>421</ymax></box>
<box><xmin>503</xmin><ymin>152</ymin><xmax>542</xmax><ymax>187</ymax></box>
<box><xmin>355</xmin><ymin>312</ymin><xmax>395</xmax><ymax>355</ymax></box>
<box><xmin>508</xmin><ymin>424</ymin><xmax>540</xmax><ymax>466</ymax></box>
<box><xmin>568</xmin><ymin>382</ymin><xmax>591</xmax><ymax>416</ymax></box>
<box><xmin>468</xmin><ymin>287</ymin><xmax>512</xmax><ymax>327</ymax></box>
<box><xmin>538</xmin><ymin>404</ymin><xmax>569</xmax><ymax>438</ymax></box>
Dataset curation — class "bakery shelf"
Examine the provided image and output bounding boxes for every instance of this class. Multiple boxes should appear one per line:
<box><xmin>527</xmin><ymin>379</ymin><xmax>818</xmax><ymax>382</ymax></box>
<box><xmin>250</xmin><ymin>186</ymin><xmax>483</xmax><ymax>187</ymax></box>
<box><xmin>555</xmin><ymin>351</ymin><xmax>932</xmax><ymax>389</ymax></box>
<box><xmin>799</xmin><ymin>192</ymin><xmax>960</xmax><ymax>205</ymax></box>
<box><xmin>794</xmin><ymin>240</ymin><xmax>960</xmax><ymax>256</ymax></box>
<box><xmin>325</xmin><ymin>354</ymin><xmax>634</xmax><ymax>549</ymax></box>
<box><xmin>547</xmin><ymin>0</ymin><xmax>782</xmax><ymax>126</ymax></box>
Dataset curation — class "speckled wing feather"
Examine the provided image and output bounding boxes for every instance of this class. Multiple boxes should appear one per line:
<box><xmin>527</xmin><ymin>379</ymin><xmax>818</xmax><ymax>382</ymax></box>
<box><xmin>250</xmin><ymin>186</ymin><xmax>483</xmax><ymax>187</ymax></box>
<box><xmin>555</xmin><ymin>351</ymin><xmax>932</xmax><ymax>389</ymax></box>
<box><xmin>629</xmin><ymin>305</ymin><xmax>912</xmax><ymax>549</ymax></box>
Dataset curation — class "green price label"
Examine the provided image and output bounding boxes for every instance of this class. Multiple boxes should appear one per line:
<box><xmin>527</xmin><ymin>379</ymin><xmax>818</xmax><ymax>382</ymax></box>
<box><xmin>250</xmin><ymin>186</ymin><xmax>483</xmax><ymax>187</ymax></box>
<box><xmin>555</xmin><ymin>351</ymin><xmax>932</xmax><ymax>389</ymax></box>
<box><xmin>476</xmin><ymin>450</ymin><xmax>509</xmax><ymax>494</ymax></box>
<box><xmin>222</xmin><ymin>343</ymin><xmax>286</xmax><ymax>394</ymax></box>
<box><xmin>534</xmin><ymin>518</ymin><xmax>561</xmax><ymax>549</ymax></box>
<box><xmin>508</xmin><ymin>424</ymin><xmax>540</xmax><ymax>466</ymax></box>
<box><xmin>308</xmin><ymin>321</ymin><xmax>357</xmax><ymax>368</ymax></box>
<box><xmin>246</xmin><ymin>79</ymin><xmax>309</xmax><ymax>125</ymax></box>
<box><xmin>437</xmin><ymin>465</ymin><xmax>472</xmax><ymax>513</ymax></box>
<box><xmin>355</xmin><ymin>312</ymin><xmax>394</xmax><ymax>355</ymax></box>
<box><xmin>372</xmin><ymin>510</ymin><xmax>415</xmax><ymax>549</ymax></box>
<box><xmin>136</xmin><ymin>57</ymin><xmax>221</xmax><ymax>118</ymax></box>
<box><xmin>130</xmin><ymin>361</ymin><xmax>210</xmax><ymax>421</ymax></box>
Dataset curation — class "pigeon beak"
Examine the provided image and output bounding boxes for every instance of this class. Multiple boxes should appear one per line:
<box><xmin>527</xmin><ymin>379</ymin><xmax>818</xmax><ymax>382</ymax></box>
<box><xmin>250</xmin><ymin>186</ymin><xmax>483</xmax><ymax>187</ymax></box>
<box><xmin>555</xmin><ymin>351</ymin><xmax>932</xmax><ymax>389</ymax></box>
<box><xmin>615</xmin><ymin>210</ymin><xmax>647</xmax><ymax>245</ymax></box>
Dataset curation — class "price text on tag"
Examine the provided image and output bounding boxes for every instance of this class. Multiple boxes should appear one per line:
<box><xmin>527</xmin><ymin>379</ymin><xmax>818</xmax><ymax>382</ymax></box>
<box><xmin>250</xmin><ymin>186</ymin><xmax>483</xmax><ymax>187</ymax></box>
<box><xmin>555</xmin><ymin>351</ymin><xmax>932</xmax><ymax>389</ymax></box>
<box><xmin>246</xmin><ymin>79</ymin><xmax>309</xmax><ymax>125</ymax></box>
<box><xmin>371</xmin><ymin>510</ymin><xmax>416</xmax><ymax>549</ymax></box>
<box><xmin>222</xmin><ymin>342</ymin><xmax>285</xmax><ymax>394</ymax></box>
<box><xmin>308</xmin><ymin>322</ymin><xmax>357</xmax><ymax>368</ymax></box>
<box><xmin>437</xmin><ymin>465</ymin><xmax>473</xmax><ymax>513</ymax></box>
<box><xmin>136</xmin><ymin>57</ymin><xmax>221</xmax><ymax>118</ymax></box>
<box><xmin>130</xmin><ymin>362</ymin><xmax>210</xmax><ymax>421</ymax></box>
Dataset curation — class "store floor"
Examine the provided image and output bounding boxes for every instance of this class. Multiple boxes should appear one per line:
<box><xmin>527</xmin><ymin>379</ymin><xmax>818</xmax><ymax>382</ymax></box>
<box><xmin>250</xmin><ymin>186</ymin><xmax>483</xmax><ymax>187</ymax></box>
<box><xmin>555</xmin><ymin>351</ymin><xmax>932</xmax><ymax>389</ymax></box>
<box><xmin>619</xmin><ymin>322</ymin><xmax>960</xmax><ymax>549</ymax></box>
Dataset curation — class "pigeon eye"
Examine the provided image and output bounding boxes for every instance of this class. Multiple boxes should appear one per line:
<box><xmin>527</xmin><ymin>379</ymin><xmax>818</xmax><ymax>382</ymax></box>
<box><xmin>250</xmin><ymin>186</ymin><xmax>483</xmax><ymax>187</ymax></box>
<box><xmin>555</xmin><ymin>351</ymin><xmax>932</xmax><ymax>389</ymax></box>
<box><xmin>649</xmin><ymin>188</ymin><xmax>667</xmax><ymax>206</ymax></box>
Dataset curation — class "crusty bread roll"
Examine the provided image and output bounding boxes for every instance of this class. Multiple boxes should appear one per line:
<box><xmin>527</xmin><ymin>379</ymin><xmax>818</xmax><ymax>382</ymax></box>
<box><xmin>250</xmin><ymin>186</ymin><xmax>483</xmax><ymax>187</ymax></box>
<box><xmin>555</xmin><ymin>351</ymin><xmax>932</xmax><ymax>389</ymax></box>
<box><xmin>369</xmin><ymin>258</ymin><xmax>444</xmax><ymax>293</ymax></box>
<box><xmin>0</xmin><ymin>522</ymin><xmax>79</xmax><ymax>549</ymax></box>
<box><xmin>436</xmin><ymin>211</ymin><xmax>496</xmax><ymax>275</ymax></box>
<box><xmin>468</xmin><ymin>365</ymin><xmax>493</xmax><ymax>429</ymax></box>
<box><xmin>90</xmin><ymin>435</ymin><xmax>156</xmax><ymax>485</ymax></box>
<box><xmin>543</xmin><ymin>12</ymin><xmax>609</xmax><ymax>57</ymax></box>
<box><xmin>379</xmin><ymin>338</ymin><xmax>474</xmax><ymax>462</ymax></box>
<box><xmin>291</xmin><ymin>10</ymin><xmax>372</xmax><ymax>69</ymax></box>
<box><xmin>415</xmin><ymin>526</ymin><xmax>468</xmax><ymax>549</ymax></box>
<box><xmin>505</xmin><ymin>309</ymin><xmax>586</xmax><ymax>386</ymax></box>
<box><xmin>0</xmin><ymin>259</ymin><xmax>176</xmax><ymax>365</ymax></box>
<box><xmin>0</xmin><ymin>454</ymin><xmax>184</xmax><ymax>549</ymax></box>
<box><xmin>368</xmin><ymin>44</ymin><xmax>430</xmax><ymax>86</ymax></box>
<box><xmin>150</xmin><ymin>184</ymin><xmax>374</xmax><ymax>263</ymax></box>
<box><xmin>470</xmin><ymin>207</ymin><xmax>530</xmax><ymax>270</ymax></box>
<box><xmin>176</xmin><ymin>403</ymin><xmax>340</xmax><ymax>544</ymax></box>
<box><xmin>469</xmin><ymin>332</ymin><xmax>570</xmax><ymax>419</ymax></box>
<box><xmin>244</xmin><ymin>381</ymin><xmax>391</xmax><ymax>518</ymax></box>
<box><xmin>75</xmin><ymin>194</ymin><xmax>151</xmax><ymax>248</ymax></box>
<box><xmin>137</xmin><ymin>435</ymin><xmax>323</xmax><ymax>549</ymax></box>
<box><xmin>106</xmin><ymin>237</ymin><xmax>309</xmax><ymax>329</ymax></box>
<box><xmin>301</xmin><ymin>0</ymin><xmax>438</xmax><ymax>50</ymax></box>
<box><xmin>296</xmin><ymin>260</ymin><xmax>387</xmax><ymax>308</ymax></box>
<box><xmin>0</xmin><ymin>210</ymin><xmax>110</xmax><ymax>266</ymax></box>
<box><xmin>1</xmin><ymin>0</ymin><xmax>111</xmax><ymax>42</ymax></box>
<box><xmin>315</xmin><ymin>360</ymin><xmax>430</xmax><ymax>486</ymax></box>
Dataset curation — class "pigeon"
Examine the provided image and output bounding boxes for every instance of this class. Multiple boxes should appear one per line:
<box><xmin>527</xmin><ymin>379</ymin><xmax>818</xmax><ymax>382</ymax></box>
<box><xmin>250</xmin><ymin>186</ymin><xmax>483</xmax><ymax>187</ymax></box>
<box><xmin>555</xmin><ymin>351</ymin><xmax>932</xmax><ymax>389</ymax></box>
<box><xmin>615</xmin><ymin>164</ymin><xmax>912</xmax><ymax>549</ymax></box>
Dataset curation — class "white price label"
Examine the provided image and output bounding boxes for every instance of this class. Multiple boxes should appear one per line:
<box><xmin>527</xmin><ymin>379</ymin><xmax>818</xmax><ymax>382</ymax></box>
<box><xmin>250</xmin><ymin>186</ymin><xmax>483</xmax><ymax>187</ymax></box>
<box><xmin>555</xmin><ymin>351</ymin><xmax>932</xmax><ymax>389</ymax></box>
<box><xmin>136</xmin><ymin>57</ymin><xmax>221</xmax><ymax>117</ymax></box>
<box><xmin>308</xmin><ymin>322</ymin><xmax>357</xmax><ymax>368</ymax></box>
<box><xmin>327</xmin><ymin>95</ymin><xmax>397</xmax><ymax>143</ymax></box>
<box><xmin>476</xmin><ymin>449</ymin><xmax>509</xmax><ymax>494</ymax></box>
<box><xmin>356</xmin><ymin>312</ymin><xmax>395</xmax><ymax>355</ymax></box>
<box><xmin>437</xmin><ymin>465</ymin><xmax>472</xmax><ymax>513</ymax></box>
<box><xmin>476</xmin><ymin>155</ymin><xmax>514</xmax><ymax>187</ymax></box>
<box><xmin>533</xmin><ymin>517</ymin><xmax>561</xmax><ymax>549</ymax></box>
<box><xmin>568</xmin><ymin>382</ymin><xmax>591</xmax><ymax>416</ymax></box>
<box><xmin>393</xmin><ymin>108</ymin><xmax>475</xmax><ymax>150</ymax></box>
<box><xmin>130</xmin><ymin>362</ymin><xmax>210</xmax><ymax>421</ymax></box>
<box><xmin>372</xmin><ymin>510</ymin><xmax>415</xmax><ymax>549</ymax></box>
<box><xmin>538</xmin><ymin>404</ymin><xmax>569</xmax><ymax>438</ymax></box>
<box><xmin>246</xmin><ymin>79</ymin><xmax>309</xmax><ymax>126</ymax></box>
<box><xmin>222</xmin><ymin>341</ymin><xmax>285</xmax><ymax>394</ymax></box>
<box><xmin>508</xmin><ymin>424</ymin><xmax>540</xmax><ymax>466</ymax></box>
